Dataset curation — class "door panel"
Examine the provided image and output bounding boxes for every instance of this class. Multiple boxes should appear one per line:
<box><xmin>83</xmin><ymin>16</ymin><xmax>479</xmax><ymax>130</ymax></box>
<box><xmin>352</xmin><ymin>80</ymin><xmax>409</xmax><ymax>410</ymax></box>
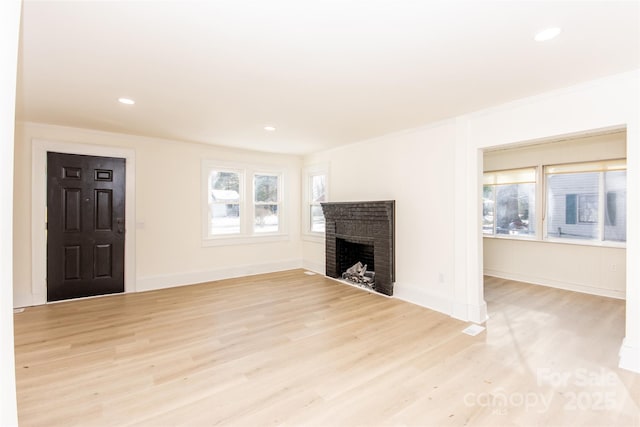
<box><xmin>95</xmin><ymin>189</ymin><xmax>113</xmax><ymax>230</ymax></box>
<box><xmin>63</xmin><ymin>188</ymin><xmax>81</xmax><ymax>231</ymax></box>
<box><xmin>94</xmin><ymin>244</ymin><xmax>113</xmax><ymax>278</ymax></box>
<box><xmin>47</xmin><ymin>152</ymin><xmax>125</xmax><ymax>301</ymax></box>
<box><xmin>64</xmin><ymin>246</ymin><xmax>81</xmax><ymax>280</ymax></box>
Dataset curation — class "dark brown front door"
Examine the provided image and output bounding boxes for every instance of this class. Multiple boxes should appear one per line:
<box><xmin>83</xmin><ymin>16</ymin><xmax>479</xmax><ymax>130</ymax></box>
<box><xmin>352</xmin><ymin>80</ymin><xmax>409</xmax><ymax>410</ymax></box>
<box><xmin>47</xmin><ymin>152</ymin><xmax>125</xmax><ymax>302</ymax></box>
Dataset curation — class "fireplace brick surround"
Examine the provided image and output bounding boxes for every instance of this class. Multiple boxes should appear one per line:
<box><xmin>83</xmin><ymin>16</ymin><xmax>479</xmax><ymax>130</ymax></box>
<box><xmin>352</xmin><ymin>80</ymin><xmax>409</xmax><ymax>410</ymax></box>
<box><xmin>321</xmin><ymin>201</ymin><xmax>395</xmax><ymax>296</ymax></box>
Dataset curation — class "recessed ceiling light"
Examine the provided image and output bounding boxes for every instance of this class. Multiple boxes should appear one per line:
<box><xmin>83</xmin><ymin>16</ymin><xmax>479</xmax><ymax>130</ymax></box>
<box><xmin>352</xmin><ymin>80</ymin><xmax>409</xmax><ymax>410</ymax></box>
<box><xmin>118</xmin><ymin>97</ymin><xmax>135</xmax><ymax>105</ymax></box>
<box><xmin>534</xmin><ymin>27</ymin><xmax>562</xmax><ymax>42</ymax></box>
<box><xmin>264</xmin><ymin>126</ymin><xmax>276</xmax><ymax>132</ymax></box>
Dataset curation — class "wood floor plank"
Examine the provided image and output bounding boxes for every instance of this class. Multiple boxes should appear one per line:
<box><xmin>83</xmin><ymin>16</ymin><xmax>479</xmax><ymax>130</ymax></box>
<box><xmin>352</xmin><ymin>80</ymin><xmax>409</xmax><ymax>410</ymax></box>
<box><xmin>14</xmin><ymin>270</ymin><xmax>640</xmax><ymax>426</ymax></box>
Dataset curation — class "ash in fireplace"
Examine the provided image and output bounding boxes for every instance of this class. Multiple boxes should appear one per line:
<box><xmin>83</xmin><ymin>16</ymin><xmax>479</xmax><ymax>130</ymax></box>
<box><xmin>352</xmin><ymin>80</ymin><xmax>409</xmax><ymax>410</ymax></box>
<box><xmin>342</xmin><ymin>262</ymin><xmax>375</xmax><ymax>291</ymax></box>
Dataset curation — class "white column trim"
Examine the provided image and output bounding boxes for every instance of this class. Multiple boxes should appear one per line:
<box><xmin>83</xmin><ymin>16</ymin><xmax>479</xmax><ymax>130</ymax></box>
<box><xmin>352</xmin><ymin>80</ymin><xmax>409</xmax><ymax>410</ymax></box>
<box><xmin>1</xmin><ymin>1</ymin><xmax>22</xmax><ymax>424</ymax></box>
<box><xmin>621</xmin><ymin>116</ymin><xmax>640</xmax><ymax>373</ymax></box>
<box><xmin>453</xmin><ymin>116</ymin><xmax>488</xmax><ymax>323</ymax></box>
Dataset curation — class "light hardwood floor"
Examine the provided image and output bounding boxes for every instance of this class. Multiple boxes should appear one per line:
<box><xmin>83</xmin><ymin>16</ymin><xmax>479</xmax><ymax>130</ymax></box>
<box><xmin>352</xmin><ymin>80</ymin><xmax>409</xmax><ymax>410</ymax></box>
<box><xmin>14</xmin><ymin>270</ymin><xmax>640</xmax><ymax>426</ymax></box>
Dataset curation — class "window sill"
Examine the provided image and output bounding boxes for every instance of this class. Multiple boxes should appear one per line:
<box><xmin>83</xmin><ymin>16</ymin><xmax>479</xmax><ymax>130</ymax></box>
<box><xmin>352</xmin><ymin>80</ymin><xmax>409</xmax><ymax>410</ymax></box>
<box><xmin>483</xmin><ymin>233</ymin><xmax>537</xmax><ymax>241</ymax></box>
<box><xmin>543</xmin><ymin>236</ymin><xmax>626</xmax><ymax>249</ymax></box>
<box><xmin>483</xmin><ymin>234</ymin><xmax>626</xmax><ymax>249</ymax></box>
<box><xmin>202</xmin><ymin>233</ymin><xmax>290</xmax><ymax>247</ymax></box>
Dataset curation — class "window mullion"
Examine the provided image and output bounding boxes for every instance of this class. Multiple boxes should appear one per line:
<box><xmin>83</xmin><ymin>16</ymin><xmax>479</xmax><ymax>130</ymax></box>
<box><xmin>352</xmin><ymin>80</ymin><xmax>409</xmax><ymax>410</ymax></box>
<box><xmin>598</xmin><ymin>171</ymin><xmax>605</xmax><ymax>241</ymax></box>
<box><xmin>492</xmin><ymin>186</ymin><xmax>497</xmax><ymax>235</ymax></box>
<box><xmin>239</xmin><ymin>171</ymin><xmax>246</xmax><ymax>235</ymax></box>
<box><xmin>538</xmin><ymin>165</ymin><xmax>545</xmax><ymax>240</ymax></box>
<box><xmin>247</xmin><ymin>171</ymin><xmax>254</xmax><ymax>235</ymax></box>
<box><xmin>239</xmin><ymin>171</ymin><xmax>245</xmax><ymax>235</ymax></box>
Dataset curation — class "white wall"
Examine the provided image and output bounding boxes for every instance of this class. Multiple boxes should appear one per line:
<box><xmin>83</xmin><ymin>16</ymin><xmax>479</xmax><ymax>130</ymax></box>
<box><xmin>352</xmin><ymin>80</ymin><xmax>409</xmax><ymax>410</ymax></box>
<box><xmin>304</xmin><ymin>120</ymin><xmax>460</xmax><ymax>315</ymax></box>
<box><xmin>13</xmin><ymin>122</ymin><xmax>303</xmax><ymax>307</ymax></box>
<box><xmin>465</xmin><ymin>71</ymin><xmax>639</xmax><ymax>373</ymax></box>
<box><xmin>483</xmin><ymin>132</ymin><xmax>627</xmax><ymax>298</ymax></box>
<box><xmin>1</xmin><ymin>1</ymin><xmax>21</xmax><ymax>425</ymax></box>
<box><xmin>303</xmin><ymin>70</ymin><xmax>640</xmax><ymax>373</ymax></box>
<box><xmin>483</xmin><ymin>132</ymin><xmax>626</xmax><ymax>169</ymax></box>
<box><xmin>484</xmin><ymin>238</ymin><xmax>625</xmax><ymax>297</ymax></box>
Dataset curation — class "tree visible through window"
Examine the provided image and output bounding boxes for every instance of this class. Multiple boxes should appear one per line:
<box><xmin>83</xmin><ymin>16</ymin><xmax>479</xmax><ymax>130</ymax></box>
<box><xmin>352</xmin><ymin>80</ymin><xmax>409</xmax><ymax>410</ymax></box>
<box><xmin>209</xmin><ymin>170</ymin><xmax>241</xmax><ymax>235</ymax></box>
<box><xmin>254</xmin><ymin>174</ymin><xmax>280</xmax><ymax>233</ymax></box>
<box><xmin>203</xmin><ymin>162</ymin><xmax>286</xmax><ymax>241</ymax></box>
<box><xmin>483</xmin><ymin>168</ymin><xmax>536</xmax><ymax>237</ymax></box>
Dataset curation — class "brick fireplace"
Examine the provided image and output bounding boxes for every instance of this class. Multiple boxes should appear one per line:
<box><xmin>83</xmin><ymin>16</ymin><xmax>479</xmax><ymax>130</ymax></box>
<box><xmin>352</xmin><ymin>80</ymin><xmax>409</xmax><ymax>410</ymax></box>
<box><xmin>321</xmin><ymin>201</ymin><xmax>395</xmax><ymax>296</ymax></box>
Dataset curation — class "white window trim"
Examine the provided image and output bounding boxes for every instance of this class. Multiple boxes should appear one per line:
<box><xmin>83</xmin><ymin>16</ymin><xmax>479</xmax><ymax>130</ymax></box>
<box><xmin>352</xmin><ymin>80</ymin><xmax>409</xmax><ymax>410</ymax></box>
<box><xmin>542</xmin><ymin>236</ymin><xmax>626</xmax><ymax>249</ymax></box>
<box><xmin>542</xmin><ymin>159</ymin><xmax>627</xmax><ymax>248</ymax></box>
<box><xmin>484</xmin><ymin>159</ymin><xmax>627</xmax><ymax>249</ymax></box>
<box><xmin>482</xmin><ymin>166</ymin><xmax>537</xmax><ymax>240</ymax></box>
<box><xmin>252</xmin><ymin>170</ymin><xmax>283</xmax><ymax>235</ymax></box>
<box><xmin>302</xmin><ymin>163</ymin><xmax>329</xmax><ymax>243</ymax></box>
<box><xmin>201</xmin><ymin>160</ymin><xmax>288</xmax><ymax>247</ymax></box>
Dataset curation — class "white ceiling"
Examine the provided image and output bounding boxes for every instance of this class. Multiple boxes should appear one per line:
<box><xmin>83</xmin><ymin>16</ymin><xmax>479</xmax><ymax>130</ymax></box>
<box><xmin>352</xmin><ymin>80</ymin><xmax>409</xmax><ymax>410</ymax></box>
<box><xmin>16</xmin><ymin>0</ymin><xmax>640</xmax><ymax>155</ymax></box>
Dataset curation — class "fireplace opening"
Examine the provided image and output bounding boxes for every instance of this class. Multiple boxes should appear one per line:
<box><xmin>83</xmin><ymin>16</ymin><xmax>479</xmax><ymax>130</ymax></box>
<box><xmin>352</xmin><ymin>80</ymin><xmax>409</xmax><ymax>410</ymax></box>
<box><xmin>337</xmin><ymin>238</ymin><xmax>376</xmax><ymax>290</ymax></box>
<box><xmin>321</xmin><ymin>200</ymin><xmax>395</xmax><ymax>296</ymax></box>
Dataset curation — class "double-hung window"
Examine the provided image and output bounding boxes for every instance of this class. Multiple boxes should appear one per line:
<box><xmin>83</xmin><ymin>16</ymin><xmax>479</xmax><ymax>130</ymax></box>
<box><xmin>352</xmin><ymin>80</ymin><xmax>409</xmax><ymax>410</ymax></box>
<box><xmin>483</xmin><ymin>167</ymin><xmax>536</xmax><ymax>237</ymax></box>
<box><xmin>303</xmin><ymin>165</ymin><xmax>328</xmax><ymax>237</ymax></box>
<box><xmin>545</xmin><ymin>159</ymin><xmax>626</xmax><ymax>243</ymax></box>
<box><xmin>253</xmin><ymin>173</ymin><xmax>280</xmax><ymax>233</ymax></box>
<box><xmin>309</xmin><ymin>174</ymin><xmax>326</xmax><ymax>232</ymax></box>
<box><xmin>203</xmin><ymin>161</ymin><xmax>285</xmax><ymax>245</ymax></box>
<box><xmin>208</xmin><ymin>168</ymin><xmax>242</xmax><ymax>235</ymax></box>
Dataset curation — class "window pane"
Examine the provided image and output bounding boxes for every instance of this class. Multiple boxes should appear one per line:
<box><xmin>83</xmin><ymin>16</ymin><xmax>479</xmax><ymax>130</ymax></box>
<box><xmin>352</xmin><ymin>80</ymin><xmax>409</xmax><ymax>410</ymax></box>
<box><xmin>209</xmin><ymin>170</ymin><xmax>241</xmax><ymax>235</ymax></box>
<box><xmin>482</xmin><ymin>185</ymin><xmax>495</xmax><ymax>235</ymax></box>
<box><xmin>546</xmin><ymin>172</ymin><xmax>598</xmax><ymax>240</ymax></box>
<box><xmin>310</xmin><ymin>205</ymin><xmax>325</xmax><ymax>232</ymax></box>
<box><xmin>255</xmin><ymin>175</ymin><xmax>278</xmax><ymax>203</ymax></box>
<box><xmin>604</xmin><ymin>170</ymin><xmax>626</xmax><ymax>242</ymax></box>
<box><xmin>211</xmin><ymin>171</ymin><xmax>239</xmax><ymax>194</ymax></box>
<box><xmin>311</xmin><ymin>175</ymin><xmax>326</xmax><ymax>202</ymax></box>
<box><xmin>495</xmin><ymin>183</ymin><xmax>535</xmax><ymax>236</ymax></box>
<box><xmin>254</xmin><ymin>204</ymin><xmax>278</xmax><ymax>233</ymax></box>
<box><xmin>210</xmin><ymin>204</ymin><xmax>240</xmax><ymax>235</ymax></box>
<box><xmin>578</xmin><ymin>194</ymin><xmax>598</xmax><ymax>223</ymax></box>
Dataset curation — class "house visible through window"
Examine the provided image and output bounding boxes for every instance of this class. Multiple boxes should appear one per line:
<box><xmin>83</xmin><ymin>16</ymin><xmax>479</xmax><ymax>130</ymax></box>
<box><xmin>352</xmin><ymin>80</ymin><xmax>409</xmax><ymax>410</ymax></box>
<box><xmin>578</xmin><ymin>194</ymin><xmax>598</xmax><ymax>223</ymax></box>
<box><xmin>545</xmin><ymin>160</ymin><xmax>626</xmax><ymax>242</ymax></box>
<box><xmin>209</xmin><ymin>169</ymin><xmax>242</xmax><ymax>235</ymax></box>
<box><xmin>203</xmin><ymin>161</ymin><xmax>286</xmax><ymax>244</ymax></box>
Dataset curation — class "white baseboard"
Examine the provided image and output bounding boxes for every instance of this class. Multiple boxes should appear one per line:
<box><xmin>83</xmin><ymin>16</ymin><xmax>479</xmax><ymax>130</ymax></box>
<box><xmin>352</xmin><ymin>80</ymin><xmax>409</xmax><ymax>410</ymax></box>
<box><xmin>15</xmin><ymin>260</ymin><xmax>305</xmax><ymax>308</ymax></box>
<box><xmin>483</xmin><ymin>269</ymin><xmax>625</xmax><ymax>300</ymax></box>
<box><xmin>619</xmin><ymin>338</ymin><xmax>640</xmax><ymax>373</ymax></box>
<box><xmin>13</xmin><ymin>292</ymin><xmax>34</xmax><ymax>309</ymax></box>
<box><xmin>452</xmin><ymin>300</ymin><xmax>489</xmax><ymax>324</ymax></box>
<box><xmin>301</xmin><ymin>259</ymin><xmax>324</xmax><ymax>275</ymax></box>
<box><xmin>393</xmin><ymin>283</ymin><xmax>453</xmax><ymax>316</ymax></box>
<box><xmin>136</xmin><ymin>259</ymin><xmax>304</xmax><ymax>292</ymax></box>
